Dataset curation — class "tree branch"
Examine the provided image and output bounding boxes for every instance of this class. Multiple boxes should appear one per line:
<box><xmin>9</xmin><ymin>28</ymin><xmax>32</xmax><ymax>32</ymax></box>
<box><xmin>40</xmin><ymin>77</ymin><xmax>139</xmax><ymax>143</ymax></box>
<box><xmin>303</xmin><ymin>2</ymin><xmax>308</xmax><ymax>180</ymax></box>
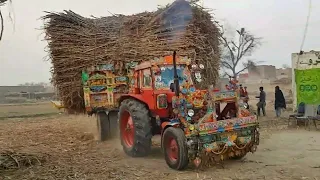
<box><xmin>236</xmin><ymin>60</ymin><xmax>256</xmax><ymax>76</ymax></box>
<box><xmin>220</xmin><ymin>60</ymin><xmax>233</xmax><ymax>69</ymax></box>
<box><xmin>239</xmin><ymin>38</ymin><xmax>255</xmax><ymax>59</ymax></box>
<box><xmin>0</xmin><ymin>10</ymin><xmax>3</xmax><ymax>41</ymax></box>
<box><xmin>220</xmin><ymin>35</ymin><xmax>235</xmax><ymax>63</ymax></box>
<box><xmin>236</xmin><ymin>66</ymin><xmax>249</xmax><ymax>75</ymax></box>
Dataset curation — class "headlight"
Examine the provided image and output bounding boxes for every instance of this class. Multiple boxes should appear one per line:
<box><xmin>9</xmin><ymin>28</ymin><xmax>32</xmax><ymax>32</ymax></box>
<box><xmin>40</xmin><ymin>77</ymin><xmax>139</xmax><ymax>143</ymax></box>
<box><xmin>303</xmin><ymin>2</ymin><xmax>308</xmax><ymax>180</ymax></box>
<box><xmin>188</xmin><ymin>109</ymin><xmax>195</xmax><ymax>117</ymax></box>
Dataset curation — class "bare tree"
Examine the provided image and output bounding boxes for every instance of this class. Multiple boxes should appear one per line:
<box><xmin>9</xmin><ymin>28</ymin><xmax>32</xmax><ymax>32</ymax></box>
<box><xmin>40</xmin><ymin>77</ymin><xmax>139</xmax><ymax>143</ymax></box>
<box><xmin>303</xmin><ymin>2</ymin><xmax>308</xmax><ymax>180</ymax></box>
<box><xmin>0</xmin><ymin>0</ymin><xmax>12</xmax><ymax>41</ymax></box>
<box><xmin>218</xmin><ymin>24</ymin><xmax>261</xmax><ymax>79</ymax></box>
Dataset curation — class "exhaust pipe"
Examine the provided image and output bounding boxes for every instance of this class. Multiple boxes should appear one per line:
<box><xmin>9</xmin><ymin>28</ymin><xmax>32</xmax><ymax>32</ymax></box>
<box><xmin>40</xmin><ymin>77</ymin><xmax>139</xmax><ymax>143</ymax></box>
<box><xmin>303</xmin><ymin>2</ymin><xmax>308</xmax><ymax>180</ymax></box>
<box><xmin>172</xmin><ymin>51</ymin><xmax>180</xmax><ymax>96</ymax></box>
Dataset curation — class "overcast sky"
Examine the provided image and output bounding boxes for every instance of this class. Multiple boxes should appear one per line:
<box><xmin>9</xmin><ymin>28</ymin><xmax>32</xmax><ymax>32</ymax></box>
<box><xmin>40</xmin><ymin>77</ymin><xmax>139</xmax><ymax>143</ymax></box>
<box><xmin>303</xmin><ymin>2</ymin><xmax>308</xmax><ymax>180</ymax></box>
<box><xmin>0</xmin><ymin>0</ymin><xmax>319</xmax><ymax>85</ymax></box>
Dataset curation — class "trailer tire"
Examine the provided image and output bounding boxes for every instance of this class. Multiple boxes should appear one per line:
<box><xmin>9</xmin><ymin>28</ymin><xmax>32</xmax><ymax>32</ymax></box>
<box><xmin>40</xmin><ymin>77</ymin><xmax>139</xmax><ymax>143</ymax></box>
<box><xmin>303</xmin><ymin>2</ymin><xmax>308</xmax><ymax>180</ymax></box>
<box><xmin>108</xmin><ymin>111</ymin><xmax>119</xmax><ymax>138</ymax></box>
<box><xmin>119</xmin><ymin>99</ymin><xmax>152</xmax><ymax>157</ymax></box>
<box><xmin>97</xmin><ymin>112</ymin><xmax>111</xmax><ymax>141</ymax></box>
<box><xmin>162</xmin><ymin>127</ymin><xmax>189</xmax><ymax>170</ymax></box>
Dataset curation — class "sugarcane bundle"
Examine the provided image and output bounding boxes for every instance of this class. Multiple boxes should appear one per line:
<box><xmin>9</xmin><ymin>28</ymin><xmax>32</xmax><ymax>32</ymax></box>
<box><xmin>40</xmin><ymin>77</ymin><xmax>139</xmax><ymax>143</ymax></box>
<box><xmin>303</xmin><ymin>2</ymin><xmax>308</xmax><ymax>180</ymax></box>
<box><xmin>42</xmin><ymin>0</ymin><xmax>221</xmax><ymax>113</ymax></box>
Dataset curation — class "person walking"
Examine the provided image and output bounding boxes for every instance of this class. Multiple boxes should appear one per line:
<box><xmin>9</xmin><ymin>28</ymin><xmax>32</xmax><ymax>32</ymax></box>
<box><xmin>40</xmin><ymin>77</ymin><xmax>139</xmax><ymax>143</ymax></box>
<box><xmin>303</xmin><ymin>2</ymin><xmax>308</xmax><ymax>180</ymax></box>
<box><xmin>274</xmin><ymin>86</ymin><xmax>286</xmax><ymax>117</ymax></box>
<box><xmin>256</xmin><ymin>86</ymin><xmax>266</xmax><ymax>116</ymax></box>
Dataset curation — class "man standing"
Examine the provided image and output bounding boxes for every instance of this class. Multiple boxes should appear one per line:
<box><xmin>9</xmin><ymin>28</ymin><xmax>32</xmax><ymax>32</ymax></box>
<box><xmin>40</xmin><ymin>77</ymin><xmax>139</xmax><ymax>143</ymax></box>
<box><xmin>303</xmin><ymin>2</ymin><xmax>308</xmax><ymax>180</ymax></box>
<box><xmin>256</xmin><ymin>86</ymin><xmax>266</xmax><ymax>116</ymax></box>
<box><xmin>239</xmin><ymin>84</ymin><xmax>245</xmax><ymax>97</ymax></box>
<box><xmin>243</xmin><ymin>86</ymin><xmax>249</xmax><ymax>109</ymax></box>
<box><xmin>244</xmin><ymin>86</ymin><xmax>248</xmax><ymax>97</ymax></box>
<box><xmin>274</xmin><ymin>86</ymin><xmax>286</xmax><ymax>117</ymax></box>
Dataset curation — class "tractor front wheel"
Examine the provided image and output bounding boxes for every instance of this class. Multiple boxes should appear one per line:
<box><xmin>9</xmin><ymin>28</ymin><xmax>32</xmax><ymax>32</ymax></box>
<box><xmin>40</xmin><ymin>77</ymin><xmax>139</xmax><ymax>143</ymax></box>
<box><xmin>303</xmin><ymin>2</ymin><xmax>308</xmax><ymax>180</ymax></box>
<box><xmin>119</xmin><ymin>99</ymin><xmax>152</xmax><ymax>157</ymax></box>
<box><xmin>162</xmin><ymin>127</ymin><xmax>189</xmax><ymax>170</ymax></box>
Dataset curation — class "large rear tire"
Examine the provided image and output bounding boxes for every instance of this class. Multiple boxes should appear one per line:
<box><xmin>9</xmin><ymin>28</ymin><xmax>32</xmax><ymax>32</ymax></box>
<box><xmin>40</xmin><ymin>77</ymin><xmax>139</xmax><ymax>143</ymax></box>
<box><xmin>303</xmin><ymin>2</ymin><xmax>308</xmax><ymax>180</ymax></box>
<box><xmin>97</xmin><ymin>112</ymin><xmax>110</xmax><ymax>141</ymax></box>
<box><xmin>119</xmin><ymin>99</ymin><xmax>152</xmax><ymax>157</ymax></box>
<box><xmin>162</xmin><ymin>127</ymin><xmax>189</xmax><ymax>170</ymax></box>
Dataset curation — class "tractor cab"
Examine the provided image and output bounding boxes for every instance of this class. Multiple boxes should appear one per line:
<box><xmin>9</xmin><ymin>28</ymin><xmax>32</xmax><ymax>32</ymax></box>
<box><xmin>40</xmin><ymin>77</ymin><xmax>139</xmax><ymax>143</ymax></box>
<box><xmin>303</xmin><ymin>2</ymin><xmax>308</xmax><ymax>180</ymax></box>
<box><xmin>126</xmin><ymin>55</ymin><xmax>199</xmax><ymax>118</ymax></box>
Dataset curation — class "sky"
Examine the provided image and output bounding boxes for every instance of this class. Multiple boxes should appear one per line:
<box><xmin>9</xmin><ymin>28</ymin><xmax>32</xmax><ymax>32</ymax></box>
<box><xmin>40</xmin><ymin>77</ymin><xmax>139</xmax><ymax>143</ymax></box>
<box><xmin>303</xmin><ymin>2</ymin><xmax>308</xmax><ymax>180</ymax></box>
<box><xmin>0</xmin><ymin>0</ymin><xmax>319</xmax><ymax>85</ymax></box>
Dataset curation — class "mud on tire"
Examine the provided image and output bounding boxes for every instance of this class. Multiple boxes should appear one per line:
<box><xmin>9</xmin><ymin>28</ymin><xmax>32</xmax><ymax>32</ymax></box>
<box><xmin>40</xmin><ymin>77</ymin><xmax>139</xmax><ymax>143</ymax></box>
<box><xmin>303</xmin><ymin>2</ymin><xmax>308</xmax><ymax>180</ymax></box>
<box><xmin>118</xmin><ymin>99</ymin><xmax>152</xmax><ymax>157</ymax></box>
<box><xmin>162</xmin><ymin>127</ymin><xmax>189</xmax><ymax>170</ymax></box>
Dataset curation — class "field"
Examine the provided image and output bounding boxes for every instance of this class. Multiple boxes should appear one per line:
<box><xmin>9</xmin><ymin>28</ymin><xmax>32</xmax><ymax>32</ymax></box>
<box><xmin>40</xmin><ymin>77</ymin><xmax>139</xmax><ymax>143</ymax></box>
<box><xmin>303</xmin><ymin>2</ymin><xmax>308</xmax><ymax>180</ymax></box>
<box><xmin>0</xmin><ymin>102</ymin><xmax>60</xmax><ymax>119</ymax></box>
<box><xmin>1</xmin><ymin>100</ymin><xmax>320</xmax><ymax>180</ymax></box>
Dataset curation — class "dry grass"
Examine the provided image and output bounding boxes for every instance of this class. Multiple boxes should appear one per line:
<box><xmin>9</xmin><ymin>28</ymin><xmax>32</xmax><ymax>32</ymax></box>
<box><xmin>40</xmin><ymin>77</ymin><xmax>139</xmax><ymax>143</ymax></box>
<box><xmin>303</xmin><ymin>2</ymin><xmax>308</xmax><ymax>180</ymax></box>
<box><xmin>0</xmin><ymin>115</ymin><xmax>172</xmax><ymax>179</ymax></box>
<box><xmin>1</xmin><ymin>114</ymin><xmax>319</xmax><ymax>180</ymax></box>
<box><xmin>0</xmin><ymin>151</ymin><xmax>47</xmax><ymax>171</ymax></box>
<box><xmin>0</xmin><ymin>102</ymin><xmax>60</xmax><ymax>119</ymax></box>
<box><xmin>0</xmin><ymin>88</ymin><xmax>319</xmax><ymax>179</ymax></box>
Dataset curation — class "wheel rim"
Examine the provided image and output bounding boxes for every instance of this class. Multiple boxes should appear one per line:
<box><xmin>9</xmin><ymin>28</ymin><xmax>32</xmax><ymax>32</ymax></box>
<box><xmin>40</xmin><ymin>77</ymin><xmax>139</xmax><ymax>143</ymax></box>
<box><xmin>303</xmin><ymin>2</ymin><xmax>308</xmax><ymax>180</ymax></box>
<box><xmin>166</xmin><ymin>137</ymin><xmax>178</xmax><ymax>162</ymax></box>
<box><xmin>121</xmin><ymin>111</ymin><xmax>134</xmax><ymax>147</ymax></box>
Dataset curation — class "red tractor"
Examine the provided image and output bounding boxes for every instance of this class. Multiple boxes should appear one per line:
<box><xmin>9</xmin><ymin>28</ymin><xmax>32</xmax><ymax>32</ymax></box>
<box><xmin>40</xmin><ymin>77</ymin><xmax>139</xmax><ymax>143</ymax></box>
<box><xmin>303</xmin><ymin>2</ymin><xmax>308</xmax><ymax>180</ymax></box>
<box><xmin>82</xmin><ymin>51</ymin><xmax>259</xmax><ymax>170</ymax></box>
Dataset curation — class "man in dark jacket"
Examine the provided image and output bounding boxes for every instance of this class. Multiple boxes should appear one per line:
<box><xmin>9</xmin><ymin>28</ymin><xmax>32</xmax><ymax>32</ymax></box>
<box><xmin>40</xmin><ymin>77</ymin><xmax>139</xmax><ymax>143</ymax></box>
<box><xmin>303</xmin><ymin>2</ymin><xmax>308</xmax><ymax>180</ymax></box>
<box><xmin>274</xmin><ymin>86</ymin><xmax>286</xmax><ymax>117</ymax></box>
<box><xmin>256</xmin><ymin>86</ymin><xmax>266</xmax><ymax>116</ymax></box>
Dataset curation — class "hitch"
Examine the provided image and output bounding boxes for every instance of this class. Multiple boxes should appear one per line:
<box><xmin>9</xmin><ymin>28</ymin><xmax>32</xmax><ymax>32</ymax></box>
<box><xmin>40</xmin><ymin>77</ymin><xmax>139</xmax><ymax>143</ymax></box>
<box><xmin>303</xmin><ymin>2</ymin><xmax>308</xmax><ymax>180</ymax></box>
<box><xmin>194</xmin><ymin>157</ymin><xmax>201</xmax><ymax>167</ymax></box>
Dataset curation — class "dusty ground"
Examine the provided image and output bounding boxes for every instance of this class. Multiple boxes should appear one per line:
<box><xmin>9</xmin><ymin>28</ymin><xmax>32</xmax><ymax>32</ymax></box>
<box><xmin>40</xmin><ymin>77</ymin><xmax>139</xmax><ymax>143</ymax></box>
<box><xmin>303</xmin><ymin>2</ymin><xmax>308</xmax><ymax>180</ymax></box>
<box><xmin>0</xmin><ymin>101</ymin><xmax>320</xmax><ymax>180</ymax></box>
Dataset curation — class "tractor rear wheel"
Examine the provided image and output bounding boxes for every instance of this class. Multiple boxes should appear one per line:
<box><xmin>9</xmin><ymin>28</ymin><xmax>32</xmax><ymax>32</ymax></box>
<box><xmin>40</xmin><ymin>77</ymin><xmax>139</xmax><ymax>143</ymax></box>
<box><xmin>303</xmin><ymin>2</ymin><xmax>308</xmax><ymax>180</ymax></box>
<box><xmin>96</xmin><ymin>112</ymin><xmax>111</xmax><ymax>141</ymax></box>
<box><xmin>162</xmin><ymin>127</ymin><xmax>189</xmax><ymax>170</ymax></box>
<box><xmin>119</xmin><ymin>99</ymin><xmax>152</xmax><ymax>157</ymax></box>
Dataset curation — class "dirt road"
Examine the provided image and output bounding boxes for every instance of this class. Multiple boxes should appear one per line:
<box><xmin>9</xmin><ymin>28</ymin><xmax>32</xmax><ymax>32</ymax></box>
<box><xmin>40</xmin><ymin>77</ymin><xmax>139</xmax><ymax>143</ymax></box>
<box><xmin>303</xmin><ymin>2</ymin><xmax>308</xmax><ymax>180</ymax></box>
<box><xmin>0</xmin><ymin>115</ymin><xmax>319</xmax><ymax>180</ymax></box>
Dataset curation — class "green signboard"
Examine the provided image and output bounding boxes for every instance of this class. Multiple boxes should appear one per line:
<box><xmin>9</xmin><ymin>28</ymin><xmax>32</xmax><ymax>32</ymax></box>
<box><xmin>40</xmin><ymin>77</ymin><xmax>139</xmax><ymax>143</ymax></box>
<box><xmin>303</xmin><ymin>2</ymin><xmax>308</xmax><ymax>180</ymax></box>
<box><xmin>295</xmin><ymin>68</ymin><xmax>320</xmax><ymax>105</ymax></box>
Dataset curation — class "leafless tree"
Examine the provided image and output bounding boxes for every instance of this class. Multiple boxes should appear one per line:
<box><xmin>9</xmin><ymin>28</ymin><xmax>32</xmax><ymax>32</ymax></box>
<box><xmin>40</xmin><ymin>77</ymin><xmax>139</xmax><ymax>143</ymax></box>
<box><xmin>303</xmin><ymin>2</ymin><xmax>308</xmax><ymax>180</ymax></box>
<box><xmin>217</xmin><ymin>24</ymin><xmax>262</xmax><ymax>79</ymax></box>
<box><xmin>0</xmin><ymin>0</ymin><xmax>12</xmax><ymax>41</ymax></box>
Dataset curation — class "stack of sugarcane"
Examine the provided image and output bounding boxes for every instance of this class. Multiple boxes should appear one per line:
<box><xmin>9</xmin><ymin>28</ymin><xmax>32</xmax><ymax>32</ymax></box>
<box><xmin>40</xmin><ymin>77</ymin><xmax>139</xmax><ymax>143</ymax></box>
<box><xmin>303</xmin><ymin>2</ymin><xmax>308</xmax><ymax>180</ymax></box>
<box><xmin>0</xmin><ymin>0</ymin><xmax>9</xmax><ymax>6</ymax></box>
<box><xmin>42</xmin><ymin>0</ymin><xmax>221</xmax><ymax>113</ymax></box>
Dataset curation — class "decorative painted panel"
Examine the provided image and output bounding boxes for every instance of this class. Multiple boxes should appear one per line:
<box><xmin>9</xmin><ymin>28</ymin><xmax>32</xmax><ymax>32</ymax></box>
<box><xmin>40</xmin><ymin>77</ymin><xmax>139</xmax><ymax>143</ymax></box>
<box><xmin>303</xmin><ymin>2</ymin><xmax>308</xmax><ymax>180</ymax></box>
<box><xmin>82</xmin><ymin>62</ymin><xmax>137</xmax><ymax>112</ymax></box>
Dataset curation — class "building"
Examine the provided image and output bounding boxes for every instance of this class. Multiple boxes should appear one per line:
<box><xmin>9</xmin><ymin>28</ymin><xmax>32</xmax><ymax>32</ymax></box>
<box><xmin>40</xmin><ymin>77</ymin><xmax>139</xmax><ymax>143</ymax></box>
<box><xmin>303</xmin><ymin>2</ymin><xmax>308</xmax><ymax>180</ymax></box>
<box><xmin>238</xmin><ymin>73</ymin><xmax>249</xmax><ymax>83</ymax></box>
<box><xmin>248</xmin><ymin>65</ymin><xmax>277</xmax><ymax>80</ymax></box>
<box><xmin>276</xmin><ymin>68</ymin><xmax>292</xmax><ymax>79</ymax></box>
<box><xmin>0</xmin><ymin>85</ymin><xmax>55</xmax><ymax>103</ymax></box>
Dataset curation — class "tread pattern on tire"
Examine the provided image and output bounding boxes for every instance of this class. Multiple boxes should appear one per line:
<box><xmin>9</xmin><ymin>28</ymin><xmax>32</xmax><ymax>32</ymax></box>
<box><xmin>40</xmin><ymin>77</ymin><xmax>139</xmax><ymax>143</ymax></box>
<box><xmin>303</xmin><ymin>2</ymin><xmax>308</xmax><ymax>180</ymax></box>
<box><xmin>97</xmin><ymin>112</ymin><xmax>110</xmax><ymax>141</ymax></box>
<box><xmin>162</xmin><ymin>127</ymin><xmax>189</xmax><ymax>170</ymax></box>
<box><xmin>119</xmin><ymin>99</ymin><xmax>152</xmax><ymax>157</ymax></box>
